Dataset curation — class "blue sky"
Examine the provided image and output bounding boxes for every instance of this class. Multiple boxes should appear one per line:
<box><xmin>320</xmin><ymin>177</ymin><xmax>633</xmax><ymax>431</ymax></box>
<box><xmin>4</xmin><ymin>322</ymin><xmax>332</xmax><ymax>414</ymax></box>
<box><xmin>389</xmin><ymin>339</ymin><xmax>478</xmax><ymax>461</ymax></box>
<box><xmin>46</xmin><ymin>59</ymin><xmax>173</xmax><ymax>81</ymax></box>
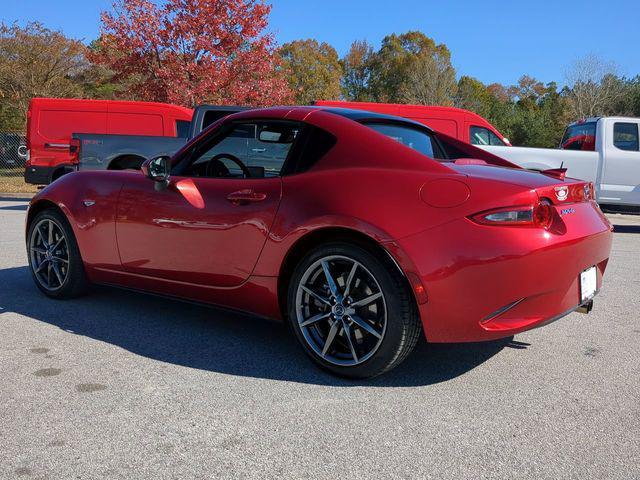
<box><xmin>3</xmin><ymin>0</ymin><xmax>639</xmax><ymax>86</ymax></box>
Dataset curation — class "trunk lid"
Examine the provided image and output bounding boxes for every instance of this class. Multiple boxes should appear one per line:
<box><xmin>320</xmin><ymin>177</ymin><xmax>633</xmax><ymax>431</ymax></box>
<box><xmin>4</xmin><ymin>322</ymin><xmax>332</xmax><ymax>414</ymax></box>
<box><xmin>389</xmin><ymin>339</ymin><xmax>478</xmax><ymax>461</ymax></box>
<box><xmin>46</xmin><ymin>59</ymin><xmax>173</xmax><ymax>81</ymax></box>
<box><xmin>450</xmin><ymin>163</ymin><xmax>593</xmax><ymax>205</ymax></box>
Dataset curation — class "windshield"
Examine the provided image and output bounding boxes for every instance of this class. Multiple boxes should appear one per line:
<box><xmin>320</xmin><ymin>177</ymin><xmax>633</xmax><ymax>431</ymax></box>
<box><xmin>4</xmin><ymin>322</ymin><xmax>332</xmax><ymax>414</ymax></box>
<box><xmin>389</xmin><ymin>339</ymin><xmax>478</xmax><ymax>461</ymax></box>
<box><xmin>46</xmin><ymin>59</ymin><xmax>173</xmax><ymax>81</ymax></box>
<box><xmin>560</xmin><ymin>122</ymin><xmax>596</xmax><ymax>151</ymax></box>
<box><xmin>365</xmin><ymin>123</ymin><xmax>438</xmax><ymax>158</ymax></box>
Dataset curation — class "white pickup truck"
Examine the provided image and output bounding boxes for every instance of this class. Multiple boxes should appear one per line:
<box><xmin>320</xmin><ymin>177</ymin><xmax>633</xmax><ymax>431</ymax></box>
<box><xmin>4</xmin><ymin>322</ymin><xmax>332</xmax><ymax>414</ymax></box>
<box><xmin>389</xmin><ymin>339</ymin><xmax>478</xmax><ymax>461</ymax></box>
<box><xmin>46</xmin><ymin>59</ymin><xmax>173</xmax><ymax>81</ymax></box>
<box><xmin>479</xmin><ymin>117</ymin><xmax>640</xmax><ymax>211</ymax></box>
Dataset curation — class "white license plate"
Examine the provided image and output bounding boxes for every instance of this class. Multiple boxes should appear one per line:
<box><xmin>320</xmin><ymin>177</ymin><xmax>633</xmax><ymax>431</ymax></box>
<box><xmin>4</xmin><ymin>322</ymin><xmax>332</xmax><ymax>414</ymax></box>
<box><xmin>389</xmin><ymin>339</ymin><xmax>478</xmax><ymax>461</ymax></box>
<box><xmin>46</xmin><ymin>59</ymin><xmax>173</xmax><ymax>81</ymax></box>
<box><xmin>580</xmin><ymin>266</ymin><xmax>597</xmax><ymax>302</ymax></box>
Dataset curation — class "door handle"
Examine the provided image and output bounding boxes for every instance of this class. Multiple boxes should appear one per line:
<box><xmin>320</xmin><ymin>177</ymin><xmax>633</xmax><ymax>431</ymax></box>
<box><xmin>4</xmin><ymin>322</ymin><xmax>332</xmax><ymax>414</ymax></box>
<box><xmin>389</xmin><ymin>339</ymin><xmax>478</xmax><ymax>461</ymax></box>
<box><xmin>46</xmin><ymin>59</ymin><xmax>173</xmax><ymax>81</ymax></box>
<box><xmin>226</xmin><ymin>189</ymin><xmax>267</xmax><ymax>205</ymax></box>
<box><xmin>44</xmin><ymin>143</ymin><xmax>71</xmax><ymax>150</ymax></box>
<box><xmin>251</xmin><ymin>148</ymin><xmax>266</xmax><ymax>153</ymax></box>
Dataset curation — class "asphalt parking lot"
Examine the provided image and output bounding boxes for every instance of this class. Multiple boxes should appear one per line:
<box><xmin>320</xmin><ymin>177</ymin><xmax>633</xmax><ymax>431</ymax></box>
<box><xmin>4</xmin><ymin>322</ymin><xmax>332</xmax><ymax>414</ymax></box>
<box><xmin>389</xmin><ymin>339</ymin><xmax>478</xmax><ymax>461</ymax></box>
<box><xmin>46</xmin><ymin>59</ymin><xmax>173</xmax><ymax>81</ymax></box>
<box><xmin>0</xmin><ymin>196</ymin><xmax>638</xmax><ymax>479</ymax></box>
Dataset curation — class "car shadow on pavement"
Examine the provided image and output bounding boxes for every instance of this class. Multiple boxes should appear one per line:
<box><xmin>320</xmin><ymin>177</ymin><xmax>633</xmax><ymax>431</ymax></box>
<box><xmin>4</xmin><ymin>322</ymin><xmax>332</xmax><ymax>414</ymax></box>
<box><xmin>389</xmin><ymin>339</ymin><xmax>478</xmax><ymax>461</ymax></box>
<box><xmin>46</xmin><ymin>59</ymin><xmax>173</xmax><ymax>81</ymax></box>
<box><xmin>0</xmin><ymin>204</ymin><xmax>29</xmax><ymax>211</ymax></box>
<box><xmin>612</xmin><ymin>224</ymin><xmax>640</xmax><ymax>234</ymax></box>
<box><xmin>0</xmin><ymin>266</ymin><xmax>510</xmax><ymax>388</ymax></box>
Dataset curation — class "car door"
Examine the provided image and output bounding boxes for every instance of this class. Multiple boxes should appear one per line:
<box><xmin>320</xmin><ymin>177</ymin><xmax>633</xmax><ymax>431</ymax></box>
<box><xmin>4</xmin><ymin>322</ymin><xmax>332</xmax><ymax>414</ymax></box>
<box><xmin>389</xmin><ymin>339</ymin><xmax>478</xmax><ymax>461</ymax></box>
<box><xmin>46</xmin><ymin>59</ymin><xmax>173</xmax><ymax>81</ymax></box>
<box><xmin>600</xmin><ymin>120</ymin><xmax>640</xmax><ymax>206</ymax></box>
<box><xmin>115</xmin><ymin>120</ymin><xmax>301</xmax><ymax>288</ymax></box>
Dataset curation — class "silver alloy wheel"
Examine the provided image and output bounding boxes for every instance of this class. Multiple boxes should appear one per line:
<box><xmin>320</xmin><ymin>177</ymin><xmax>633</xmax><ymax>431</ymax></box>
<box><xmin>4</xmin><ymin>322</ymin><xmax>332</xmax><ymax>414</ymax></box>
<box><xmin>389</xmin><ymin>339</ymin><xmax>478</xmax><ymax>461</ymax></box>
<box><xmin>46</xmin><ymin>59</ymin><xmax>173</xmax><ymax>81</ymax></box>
<box><xmin>295</xmin><ymin>255</ymin><xmax>387</xmax><ymax>366</ymax></box>
<box><xmin>29</xmin><ymin>218</ymin><xmax>70</xmax><ymax>291</ymax></box>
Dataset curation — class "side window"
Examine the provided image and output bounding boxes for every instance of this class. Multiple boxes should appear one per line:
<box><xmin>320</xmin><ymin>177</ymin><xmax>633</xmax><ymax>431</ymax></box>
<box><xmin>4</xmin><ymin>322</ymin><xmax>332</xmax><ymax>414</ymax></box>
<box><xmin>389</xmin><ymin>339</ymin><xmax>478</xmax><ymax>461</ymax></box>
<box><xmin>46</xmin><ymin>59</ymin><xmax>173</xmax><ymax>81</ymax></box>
<box><xmin>229</xmin><ymin>124</ymin><xmax>256</xmax><ymax>138</ymax></box>
<box><xmin>613</xmin><ymin>123</ymin><xmax>639</xmax><ymax>151</ymax></box>
<box><xmin>248</xmin><ymin>123</ymin><xmax>300</xmax><ymax>177</ymax></box>
<box><xmin>470</xmin><ymin>126</ymin><xmax>505</xmax><ymax>146</ymax></box>
<box><xmin>185</xmin><ymin>121</ymin><xmax>299</xmax><ymax>179</ymax></box>
<box><xmin>176</xmin><ymin>120</ymin><xmax>191</xmax><ymax>138</ymax></box>
<box><xmin>488</xmin><ymin>130</ymin><xmax>505</xmax><ymax>146</ymax></box>
<box><xmin>470</xmin><ymin>126</ymin><xmax>490</xmax><ymax>145</ymax></box>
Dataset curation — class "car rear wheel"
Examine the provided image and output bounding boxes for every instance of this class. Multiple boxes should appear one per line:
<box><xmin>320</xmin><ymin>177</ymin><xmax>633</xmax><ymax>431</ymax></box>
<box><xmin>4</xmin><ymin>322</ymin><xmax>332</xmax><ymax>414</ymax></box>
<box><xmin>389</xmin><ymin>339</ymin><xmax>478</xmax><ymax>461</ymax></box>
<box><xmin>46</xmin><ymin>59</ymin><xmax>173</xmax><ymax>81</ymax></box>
<box><xmin>287</xmin><ymin>243</ymin><xmax>421</xmax><ymax>378</ymax></box>
<box><xmin>27</xmin><ymin>209</ymin><xmax>89</xmax><ymax>299</ymax></box>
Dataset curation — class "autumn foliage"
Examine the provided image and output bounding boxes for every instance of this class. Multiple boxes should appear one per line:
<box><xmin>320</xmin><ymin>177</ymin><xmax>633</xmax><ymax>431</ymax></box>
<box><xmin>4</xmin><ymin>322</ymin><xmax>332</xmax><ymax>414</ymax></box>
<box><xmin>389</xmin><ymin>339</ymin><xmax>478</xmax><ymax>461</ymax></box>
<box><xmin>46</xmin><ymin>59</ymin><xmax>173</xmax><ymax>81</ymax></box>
<box><xmin>91</xmin><ymin>0</ymin><xmax>293</xmax><ymax>107</ymax></box>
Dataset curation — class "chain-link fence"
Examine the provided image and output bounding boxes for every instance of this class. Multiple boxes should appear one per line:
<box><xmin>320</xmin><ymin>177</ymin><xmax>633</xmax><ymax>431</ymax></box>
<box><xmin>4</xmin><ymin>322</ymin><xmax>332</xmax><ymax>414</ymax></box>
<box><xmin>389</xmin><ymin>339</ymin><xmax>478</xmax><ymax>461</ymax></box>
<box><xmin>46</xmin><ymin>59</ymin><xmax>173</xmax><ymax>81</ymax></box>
<box><xmin>0</xmin><ymin>130</ymin><xmax>30</xmax><ymax>193</ymax></box>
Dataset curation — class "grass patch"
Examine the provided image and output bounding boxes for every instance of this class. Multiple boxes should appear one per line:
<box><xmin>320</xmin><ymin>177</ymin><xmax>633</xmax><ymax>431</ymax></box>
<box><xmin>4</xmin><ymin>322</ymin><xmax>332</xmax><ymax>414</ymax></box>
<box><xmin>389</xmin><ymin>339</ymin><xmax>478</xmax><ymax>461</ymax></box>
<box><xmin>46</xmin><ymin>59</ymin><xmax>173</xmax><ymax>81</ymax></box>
<box><xmin>0</xmin><ymin>173</ymin><xmax>38</xmax><ymax>193</ymax></box>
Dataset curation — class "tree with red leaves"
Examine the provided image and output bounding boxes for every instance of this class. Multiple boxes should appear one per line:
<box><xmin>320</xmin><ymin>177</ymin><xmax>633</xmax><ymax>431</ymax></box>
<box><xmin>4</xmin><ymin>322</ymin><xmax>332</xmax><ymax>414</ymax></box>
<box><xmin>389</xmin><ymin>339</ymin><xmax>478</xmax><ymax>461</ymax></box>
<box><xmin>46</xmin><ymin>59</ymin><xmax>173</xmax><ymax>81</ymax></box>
<box><xmin>92</xmin><ymin>0</ymin><xmax>293</xmax><ymax>107</ymax></box>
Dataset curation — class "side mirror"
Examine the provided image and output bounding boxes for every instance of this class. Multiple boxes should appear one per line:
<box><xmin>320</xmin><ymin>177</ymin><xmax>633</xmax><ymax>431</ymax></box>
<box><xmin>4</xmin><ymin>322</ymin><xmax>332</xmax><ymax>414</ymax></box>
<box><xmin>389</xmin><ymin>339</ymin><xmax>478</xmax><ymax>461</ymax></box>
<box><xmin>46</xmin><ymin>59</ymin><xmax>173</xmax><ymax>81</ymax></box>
<box><xmin>141</xmin><ymin>155</ymin><xmax>171</xmax><ymax>190</ymax></box>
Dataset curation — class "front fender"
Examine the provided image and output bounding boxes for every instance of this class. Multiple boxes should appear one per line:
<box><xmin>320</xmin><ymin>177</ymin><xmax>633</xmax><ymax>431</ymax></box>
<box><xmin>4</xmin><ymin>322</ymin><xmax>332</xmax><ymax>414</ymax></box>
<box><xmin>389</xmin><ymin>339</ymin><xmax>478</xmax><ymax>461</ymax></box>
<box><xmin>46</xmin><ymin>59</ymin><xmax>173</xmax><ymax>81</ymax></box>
<box><xmin>27</xmin><ymin>171</ymin><xmax>127</xmax><ymax>272</ymax></box>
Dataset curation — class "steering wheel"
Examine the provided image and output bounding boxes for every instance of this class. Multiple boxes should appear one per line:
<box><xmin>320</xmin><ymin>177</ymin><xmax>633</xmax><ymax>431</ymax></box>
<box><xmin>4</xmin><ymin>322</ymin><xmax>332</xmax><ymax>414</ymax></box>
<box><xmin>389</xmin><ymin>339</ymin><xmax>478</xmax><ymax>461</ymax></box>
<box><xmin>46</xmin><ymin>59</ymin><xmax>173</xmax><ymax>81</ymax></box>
<box><xmin>206</xmin><ymin>153</ymin><xmax>251</xmax><ymax>178</ymax></box>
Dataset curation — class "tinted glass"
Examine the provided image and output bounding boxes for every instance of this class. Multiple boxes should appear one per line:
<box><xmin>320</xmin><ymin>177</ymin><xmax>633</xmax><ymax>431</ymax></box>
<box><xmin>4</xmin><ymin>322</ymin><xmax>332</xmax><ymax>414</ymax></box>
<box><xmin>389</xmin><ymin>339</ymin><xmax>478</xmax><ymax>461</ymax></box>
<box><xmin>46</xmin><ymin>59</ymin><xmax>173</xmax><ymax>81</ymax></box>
<box><xmin>176</xmin><ymin>120</ymin><xmax>191</xmax><ymax>138</ymax></box>
<box><xmin>366</xmin><ymin>123</ymin><xmax>435</xmax><ymax>158</ymax></box>
<box><xmin>613</xmin><ymin>122</ymin><xmax>639</xmax><ymax>151</ymax></box>
<box><xmin>560</xmin><ymin>122</ymin><xmax>596</xmax><ymax>151</ymax></box>
<box><xmin>202</xmin><ymin>110</ymin><xmax>239</xmax><ymax>130</ymax></box>
<box><xmin>291</xmin><ymin>126</ymin><xmax>337</xmax><ymax>174</ymax></box>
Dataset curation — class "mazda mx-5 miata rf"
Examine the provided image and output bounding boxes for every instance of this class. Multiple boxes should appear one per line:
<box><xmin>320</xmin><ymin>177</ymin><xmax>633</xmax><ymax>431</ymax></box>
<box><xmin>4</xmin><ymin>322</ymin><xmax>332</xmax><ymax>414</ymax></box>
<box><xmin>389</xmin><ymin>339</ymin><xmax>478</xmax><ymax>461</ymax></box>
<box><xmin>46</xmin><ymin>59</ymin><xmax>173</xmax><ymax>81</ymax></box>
<box><xmin>26</xmin><ymin>106</ymin><xmax>613</xmax><ymax>378</ymax></box>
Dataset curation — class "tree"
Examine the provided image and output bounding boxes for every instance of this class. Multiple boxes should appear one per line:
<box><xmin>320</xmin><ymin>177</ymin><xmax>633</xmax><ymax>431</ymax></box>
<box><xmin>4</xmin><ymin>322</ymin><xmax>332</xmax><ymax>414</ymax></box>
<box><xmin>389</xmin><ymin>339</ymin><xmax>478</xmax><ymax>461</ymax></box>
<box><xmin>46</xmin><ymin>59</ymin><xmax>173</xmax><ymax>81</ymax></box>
<box><xmin>369</xmin><ymin>31</ymin><xmax>456</xmax><ymax>104</ymax></box>
<box><xmin>398</xmin><ymin>49</ymin><xmax>456</xmax><ymax>105</ymax></box>
<box><xmin>455</xmin><ymin>76</ymin><xmax>494</xmax><ymax>117</ymax></box>
<box><xmin>497</xmin><ymin>76</ymin><xmax>569</xmax><ymax>147</ymax></box>
<box><xmin>565</xmin><ymin>54</ymin><xmax>623</xmax><ymax>118</ymax></box>
<box><xmin>279</xmin><ymin>39</ymin><xmax>342</xmax><ymax>104</ymax></box>
<box><xmin>73</xmin><ymin>40</ymin><xmax>123</xmax><ymax>100</ymax></box>
<box><xmin>0</xmin><ymin>22</ymin><xmax>88</xmax><ymax>127</ymax></box>
<box><xmin>613</xmin><ymin>76</ymin><xmax>640</xmax><ymax>116</ymax></box>
<box><xmin>341</xmin><ymin>40</ymin><xmax>374</xmax><ymax>101</ymax></box>
<box><xmin>92</xmin><ymin>0</ymin><xmax>292</xmax><ymax>107</ymax></box>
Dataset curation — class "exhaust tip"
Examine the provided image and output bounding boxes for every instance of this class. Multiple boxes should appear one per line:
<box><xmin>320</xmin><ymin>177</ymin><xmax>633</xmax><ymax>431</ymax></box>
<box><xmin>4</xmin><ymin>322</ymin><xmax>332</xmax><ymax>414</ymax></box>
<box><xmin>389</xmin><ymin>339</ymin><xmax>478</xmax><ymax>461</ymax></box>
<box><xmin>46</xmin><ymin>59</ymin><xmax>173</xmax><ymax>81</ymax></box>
<box><xmin>576</xmin><ymin>300</ymin><xmax>594</xmax><ymax>315</ymax></box>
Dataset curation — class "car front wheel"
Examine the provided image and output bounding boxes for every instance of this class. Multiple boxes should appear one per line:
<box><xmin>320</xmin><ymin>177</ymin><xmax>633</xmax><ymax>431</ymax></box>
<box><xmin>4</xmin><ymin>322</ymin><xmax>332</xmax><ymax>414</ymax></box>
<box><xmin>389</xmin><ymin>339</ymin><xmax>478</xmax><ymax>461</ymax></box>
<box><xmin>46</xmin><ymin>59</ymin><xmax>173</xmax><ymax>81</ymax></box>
<box><xmin>27</xmin><ymin>208</ymin><xmax>89</xmax><ymax>299</ymax></box>
<box><xmin>287</xmin><ymin>242</ymin><xmax>421</xmax><ymax>378</ymax></box>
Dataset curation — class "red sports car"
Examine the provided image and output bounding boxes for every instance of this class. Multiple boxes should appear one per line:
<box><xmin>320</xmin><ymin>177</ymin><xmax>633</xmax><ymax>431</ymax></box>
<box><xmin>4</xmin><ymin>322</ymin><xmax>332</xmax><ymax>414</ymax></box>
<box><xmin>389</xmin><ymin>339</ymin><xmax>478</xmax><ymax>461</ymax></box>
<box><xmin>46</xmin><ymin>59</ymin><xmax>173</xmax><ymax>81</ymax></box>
<box><xmin>25</xmin><ymin>106</ymin><xmax>613</xmax><ymax>378</ymax></box>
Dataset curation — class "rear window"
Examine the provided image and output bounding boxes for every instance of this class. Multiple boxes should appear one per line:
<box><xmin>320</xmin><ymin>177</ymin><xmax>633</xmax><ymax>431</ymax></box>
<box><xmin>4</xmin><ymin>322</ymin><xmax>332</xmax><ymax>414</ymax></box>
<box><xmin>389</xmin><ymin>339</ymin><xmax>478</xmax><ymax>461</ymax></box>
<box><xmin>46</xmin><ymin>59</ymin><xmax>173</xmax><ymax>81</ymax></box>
<box><xmin>365</xmin><ymin>123</ymin><xmax>439</xmax><ymax>159</ymax></box>
<box><xmin>613</xmin><ymin>122</ymin><xmax>639</xmax><ymax>151</ymax></box>
<box><xmin>560</xmin><ymin>122</ymin><xmax>596</xmax><ymax>151</ymax></box>
<box><xmin>470</xmin><ymin>126</ymin><xmax>505</xmax><ymax>146</ymax></box>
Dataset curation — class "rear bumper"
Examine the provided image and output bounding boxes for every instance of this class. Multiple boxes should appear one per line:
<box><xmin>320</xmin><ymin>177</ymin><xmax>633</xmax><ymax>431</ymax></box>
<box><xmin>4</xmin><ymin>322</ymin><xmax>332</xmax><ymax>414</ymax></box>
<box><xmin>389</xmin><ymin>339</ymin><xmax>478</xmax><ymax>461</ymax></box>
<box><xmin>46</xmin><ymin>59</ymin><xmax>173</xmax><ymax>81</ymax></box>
<box><xmin>394</xmin><ymin>203</ymin><xmax>613</xmax><ymax>343</ymax></box>
<box><xmin>24</xmin><ymin>165</ymin><xmax>53</xmax><ymax>185</ymax></box>
<box><xmin>24</xmin><ymin>164</ymin><xmax>75</xmax><ymax>185</ymax></box>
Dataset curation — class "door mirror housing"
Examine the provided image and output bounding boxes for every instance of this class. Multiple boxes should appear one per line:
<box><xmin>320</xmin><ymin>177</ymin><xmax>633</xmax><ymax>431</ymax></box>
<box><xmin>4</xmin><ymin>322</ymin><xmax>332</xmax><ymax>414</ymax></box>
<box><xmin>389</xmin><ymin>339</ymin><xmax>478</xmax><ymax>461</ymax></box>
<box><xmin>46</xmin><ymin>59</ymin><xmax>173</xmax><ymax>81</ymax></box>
<box><xmin>141</xmin><ymin>155</ymin><xmax>171</xmax><ymax>190</ymax></box>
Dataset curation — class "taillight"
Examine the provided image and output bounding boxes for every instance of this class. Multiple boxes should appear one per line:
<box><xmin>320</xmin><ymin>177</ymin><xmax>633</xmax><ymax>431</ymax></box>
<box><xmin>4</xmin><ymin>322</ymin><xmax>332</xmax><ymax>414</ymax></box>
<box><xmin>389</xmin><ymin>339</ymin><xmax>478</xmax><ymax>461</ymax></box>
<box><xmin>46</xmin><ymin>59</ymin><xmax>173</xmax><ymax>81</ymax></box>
<box><xmin>533</xmin><ymin>200</ymin><xmax>553</xmax><ymax>229</ymax></box>
<box><xmin>471</xmin><ymin>201</ymin><xmax>553</xmax><ymax>229</ymax></box>
<box><xmin>69</xmin><ymin>138</ymin><xmax>81</xmax><ymax>164</ymax></box>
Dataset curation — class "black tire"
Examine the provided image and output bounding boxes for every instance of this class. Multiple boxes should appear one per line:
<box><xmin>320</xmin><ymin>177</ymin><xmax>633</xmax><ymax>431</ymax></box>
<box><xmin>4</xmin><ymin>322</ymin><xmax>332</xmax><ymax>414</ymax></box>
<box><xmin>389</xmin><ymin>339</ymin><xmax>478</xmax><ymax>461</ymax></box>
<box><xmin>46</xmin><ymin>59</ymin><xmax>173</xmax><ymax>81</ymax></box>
<box><xmin>27</xmin><ymin>208</ymin><xmax>90</xmax><ymax>299</ymax></box>
<box><xmin>287</xmin><ymin>242</ymin><xmax>421</xmax><ymax>379</ymax></box>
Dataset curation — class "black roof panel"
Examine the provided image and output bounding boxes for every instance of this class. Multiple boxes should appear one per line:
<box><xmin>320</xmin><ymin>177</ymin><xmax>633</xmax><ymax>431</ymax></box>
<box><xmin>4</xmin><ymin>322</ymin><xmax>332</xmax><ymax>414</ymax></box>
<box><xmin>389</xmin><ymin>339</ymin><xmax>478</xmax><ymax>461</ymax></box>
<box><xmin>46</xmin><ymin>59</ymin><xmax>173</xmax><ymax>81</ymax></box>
<box><xmin>314</xmin><ymin>106</ymin><xmax>433</xmax><ymax>131</ymax></box>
